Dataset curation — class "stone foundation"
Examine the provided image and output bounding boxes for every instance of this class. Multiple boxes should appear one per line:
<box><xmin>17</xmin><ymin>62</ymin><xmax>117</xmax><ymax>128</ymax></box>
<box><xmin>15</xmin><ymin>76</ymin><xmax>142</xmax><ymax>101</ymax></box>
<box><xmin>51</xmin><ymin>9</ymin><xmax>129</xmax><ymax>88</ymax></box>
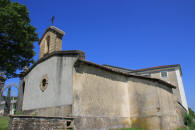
<box><xmin>74</xmin><ymin>117</ymin><xmax>131</xmax><ymax>130</ymax></box>
<box><xmin>8</xmin><ymin>115</ymin><xmax>74</xmax><ymax>130</ymax></box>
<box><xmin>23</xmin><ymin>105</ymin><xmax>72</xmax><ymax>117</ymax></box>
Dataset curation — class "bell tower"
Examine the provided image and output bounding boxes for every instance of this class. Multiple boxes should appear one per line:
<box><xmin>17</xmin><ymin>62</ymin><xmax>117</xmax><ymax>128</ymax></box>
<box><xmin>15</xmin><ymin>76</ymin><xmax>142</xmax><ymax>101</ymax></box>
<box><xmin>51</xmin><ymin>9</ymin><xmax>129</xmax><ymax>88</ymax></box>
<box><xmin>39</xmin><ymin>26</ymin><xmax>65</xmax><ymax>59</ymax></box>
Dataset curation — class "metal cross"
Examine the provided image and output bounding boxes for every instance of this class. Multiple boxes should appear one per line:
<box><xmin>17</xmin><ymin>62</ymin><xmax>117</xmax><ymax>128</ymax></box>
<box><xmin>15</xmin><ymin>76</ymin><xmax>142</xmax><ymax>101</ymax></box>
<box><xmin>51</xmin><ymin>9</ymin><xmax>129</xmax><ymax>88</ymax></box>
<box><xmin>51</xmin><ymin>16</ymin><xmax>55</xmax><ymax>25</ymax></box>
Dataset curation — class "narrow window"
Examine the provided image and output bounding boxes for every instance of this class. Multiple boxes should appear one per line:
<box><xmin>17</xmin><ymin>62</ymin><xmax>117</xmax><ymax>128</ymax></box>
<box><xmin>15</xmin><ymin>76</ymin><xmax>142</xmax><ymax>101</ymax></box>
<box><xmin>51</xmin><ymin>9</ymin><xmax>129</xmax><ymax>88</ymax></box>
<box><xmin>22</xmin><ymin>82</ymin><xmax>25</xmax><ymax>93</ymax></box>
<box><xmin>66</xmin><ymin>120</ymin><xmax>71</xmax><ymax>127</ymax></box>
<box><xmin>44</xmin><ymin>36</ymin><xmax>50</xmax><ymax>55</ymax></box>
<box><xmin>46</xmin><ymin>36</ymin><xmax>50</xmax><ymax>53</ymax></box>
<box><xmin>161</xmin><ymin>71</ymin><xmax>168</xmax><ymax>78</ymax></box>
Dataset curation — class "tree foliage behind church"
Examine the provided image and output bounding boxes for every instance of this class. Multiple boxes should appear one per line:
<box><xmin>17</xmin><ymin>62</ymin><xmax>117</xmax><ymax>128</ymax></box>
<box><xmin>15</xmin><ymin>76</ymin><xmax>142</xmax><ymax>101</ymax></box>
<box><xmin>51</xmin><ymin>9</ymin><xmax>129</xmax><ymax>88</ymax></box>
<box><xmin>0</xmin><ymin>0</ymin><xmax>39</xmax><ymax>78</ymax></box>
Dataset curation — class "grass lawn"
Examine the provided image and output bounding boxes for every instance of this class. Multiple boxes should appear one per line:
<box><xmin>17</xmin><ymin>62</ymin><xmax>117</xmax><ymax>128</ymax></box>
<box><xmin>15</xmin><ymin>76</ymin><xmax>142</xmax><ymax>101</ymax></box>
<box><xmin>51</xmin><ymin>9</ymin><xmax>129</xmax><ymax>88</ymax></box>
<box><xmin>112</xmin><ymin>128</ymin><xmax>145</xmax><ymax>130</ymax></box>
<box><xmin>0</xmin><ymin>116</ymin><xmax>9</xmax><ymax>130</ymax></box>
<box><xmin>119</xmin><ymin>128</ymin><xmax>144</xmax><ymax>130</ymax></box>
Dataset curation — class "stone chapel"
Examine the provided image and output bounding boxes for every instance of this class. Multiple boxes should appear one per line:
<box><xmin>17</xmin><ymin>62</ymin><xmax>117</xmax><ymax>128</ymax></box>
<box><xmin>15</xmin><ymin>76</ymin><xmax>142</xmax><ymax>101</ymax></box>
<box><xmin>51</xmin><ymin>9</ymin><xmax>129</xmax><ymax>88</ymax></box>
<box><xmin>9</xmin><ymin>26</ymin><xmax>188</xmax><ymax>130</ymax></box>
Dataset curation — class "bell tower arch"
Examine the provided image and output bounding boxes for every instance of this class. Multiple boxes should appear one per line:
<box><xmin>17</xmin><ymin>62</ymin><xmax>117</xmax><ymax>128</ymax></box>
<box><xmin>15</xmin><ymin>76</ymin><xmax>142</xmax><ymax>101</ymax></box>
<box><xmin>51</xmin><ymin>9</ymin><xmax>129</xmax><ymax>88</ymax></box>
<box><xmin>39</xmin><ymin>26</ymin><xmax>65</xmax><ymax>59</ymax></box>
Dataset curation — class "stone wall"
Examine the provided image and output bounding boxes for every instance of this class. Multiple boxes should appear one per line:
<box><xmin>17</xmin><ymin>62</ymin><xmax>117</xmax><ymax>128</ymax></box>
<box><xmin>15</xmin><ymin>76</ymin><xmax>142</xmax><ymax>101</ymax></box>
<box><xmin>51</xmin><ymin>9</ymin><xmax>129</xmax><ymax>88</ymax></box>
<box><xmin>73</xmin><ymin>63</ymin><xmax>130</xmax><ymax>129</ymax></box>
<box><xmin>73</xmin><ymin>62</ymin><xmax>182</xmax><ymax>130</ymax></box>
<box><xmin>133</xmin><ymin>68</ymin><xmax>185</xmax><ymax>110</ymax></box>
<box><xmin>128</xmin><ymin>78</ymin><xmax>178</xmax><ymax>129</ymax></box>
<box><xmin>150</xmin><ymin>70</ymin><xmax>182</xmax><ymax>104</ymax></box>
<box><xmin>73</xmin><ymin>63</ymin><xmax>129</xmax><ymax>117</ymax></box>
<box><xmin>8</xmin><ymin>115</ymin><xmax>74</xmax><ymax>130</ymax></box>
<box><xmin>175</xmin><ymin>102</ymin><xmax>186</xmax><ymax>128</ymax></box>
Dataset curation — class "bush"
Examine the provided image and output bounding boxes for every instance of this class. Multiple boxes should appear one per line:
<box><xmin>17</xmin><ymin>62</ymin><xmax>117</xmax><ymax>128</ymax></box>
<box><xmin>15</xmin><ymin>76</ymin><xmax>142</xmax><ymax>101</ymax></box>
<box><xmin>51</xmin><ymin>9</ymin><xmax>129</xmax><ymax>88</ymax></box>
<box><xmin>14</xmin><ymin>111</ymin><xmax>23</xmax><ymax>115</ymax></box>
<box><xmin>181</xmin><ymin>108</ymin><xmax>195</xmax><ymax>130</ymax></box>
<box><xmin>184</xmin><ymin>112</ymin><xmax>194</xmax><ymax>126</ymax></box>
<box><xmin>189</xmin><ymin>108</ymin><xmax>195</xmax><ymax>119</ymax></box>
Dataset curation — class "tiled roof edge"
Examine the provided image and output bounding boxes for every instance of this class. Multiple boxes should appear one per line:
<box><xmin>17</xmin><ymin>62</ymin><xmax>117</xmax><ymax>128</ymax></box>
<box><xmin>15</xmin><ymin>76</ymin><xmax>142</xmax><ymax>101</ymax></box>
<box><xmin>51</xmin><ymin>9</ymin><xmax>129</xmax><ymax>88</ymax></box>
<box><xmin>102</xmin><ymin>64</ymin><xmax>134</xmax><ymax>72</ymax></box>
<box><xmin>133</xmin><ymin>64</ymin><xmax>181</xmax><ymax>72</ymax></box>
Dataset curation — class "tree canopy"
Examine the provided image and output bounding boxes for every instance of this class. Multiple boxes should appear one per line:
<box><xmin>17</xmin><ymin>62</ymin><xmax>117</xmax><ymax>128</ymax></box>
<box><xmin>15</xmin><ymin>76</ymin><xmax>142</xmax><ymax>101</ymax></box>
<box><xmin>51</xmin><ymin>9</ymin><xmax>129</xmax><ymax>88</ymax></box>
<box><xmin>0</xmin><ymin>0</ymin><xmax>39</xmax><ymax>78</ymax></box>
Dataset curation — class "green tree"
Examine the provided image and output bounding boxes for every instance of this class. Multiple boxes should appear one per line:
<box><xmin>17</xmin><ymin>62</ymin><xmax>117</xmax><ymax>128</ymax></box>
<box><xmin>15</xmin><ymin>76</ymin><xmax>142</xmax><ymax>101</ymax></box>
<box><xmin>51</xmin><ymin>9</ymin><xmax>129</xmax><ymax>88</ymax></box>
<box><xmin>0</xmin><ymin>0</ymin><xmax>39</xmax><ymax>78</ymax></box>
<box><xmin>189</xmin><ymin>108</ymin><xmax>195</xmax><ymax>119</ymax></box>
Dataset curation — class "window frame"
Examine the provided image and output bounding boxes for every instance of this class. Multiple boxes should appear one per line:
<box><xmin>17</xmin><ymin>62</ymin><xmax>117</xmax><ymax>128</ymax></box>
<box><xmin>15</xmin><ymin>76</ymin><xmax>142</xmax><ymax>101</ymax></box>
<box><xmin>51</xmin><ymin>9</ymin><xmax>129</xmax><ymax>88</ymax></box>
<box><xmin>160</xmin><ymin>71</ymin><xmax>168</xmax><ymax>78</ymax></box>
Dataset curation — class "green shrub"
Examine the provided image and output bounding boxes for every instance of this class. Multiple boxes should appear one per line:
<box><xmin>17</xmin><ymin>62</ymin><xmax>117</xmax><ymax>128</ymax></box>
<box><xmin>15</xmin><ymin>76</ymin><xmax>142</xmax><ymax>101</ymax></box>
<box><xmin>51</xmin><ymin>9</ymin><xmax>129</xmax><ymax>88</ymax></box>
<box><xmin>14</xmin><ymin>111</ymin><xmax>23</xmax><ymax>115</ymax></box>
<box><xmin>189</xmin><ymin>108</ymin><xmax>195</xmax><ymax>119</ymax></box>
<box><xmin>184</xmin><ymin>112</ymin><xmax>194</xmax><ymax>126</ymax></box>
<box><xmin>180</xmin><ymin>108</ymin><xmax>195</xmax><ymax>130</ymax></box>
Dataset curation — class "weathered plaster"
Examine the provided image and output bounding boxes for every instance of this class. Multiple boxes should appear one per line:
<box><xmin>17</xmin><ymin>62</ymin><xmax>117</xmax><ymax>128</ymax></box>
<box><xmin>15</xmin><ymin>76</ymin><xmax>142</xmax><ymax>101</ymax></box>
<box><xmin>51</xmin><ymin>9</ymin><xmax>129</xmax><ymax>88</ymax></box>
<box><xmin>22</xmin><ymin>56</ymin><xmax>77</xmax><ymax>111</ymax></box>
<box><xmin>175</xmin><ymin>68</ymin><xmax>188</xmax><ymax>111</ymax></box>
<box><xmin>72</xmin><ymin>62</ymin><xmax>180</xmax><ymax>129</ymax></box>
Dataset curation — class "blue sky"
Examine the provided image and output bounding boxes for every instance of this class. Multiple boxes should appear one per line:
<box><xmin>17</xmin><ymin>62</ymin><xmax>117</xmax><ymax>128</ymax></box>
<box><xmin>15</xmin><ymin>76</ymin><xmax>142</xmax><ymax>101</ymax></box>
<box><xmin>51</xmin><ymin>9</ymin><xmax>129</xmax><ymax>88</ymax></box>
<box><xmin>5</xmin><ymin>0</ymin><xmax>195</xmax><ymax>110</ymax></box>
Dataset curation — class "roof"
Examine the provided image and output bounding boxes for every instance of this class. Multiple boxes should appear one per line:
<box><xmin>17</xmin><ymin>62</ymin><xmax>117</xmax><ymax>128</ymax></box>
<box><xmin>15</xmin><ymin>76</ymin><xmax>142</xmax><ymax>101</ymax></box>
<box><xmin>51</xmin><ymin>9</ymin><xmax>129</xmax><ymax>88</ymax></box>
<box><xmin>21</xmin><ymin>50</ymin><xmax>177</xmax><ymax>89</ymax></box>
<box><xmin>75</xmin><ymin>59</ymin><xmax>176</xmax><ymax>89</ymax></box>
<box><xmin>132</xmin><ymin>64</ymin><xmax>183</xmax><ymax>76</ymax></box>
<box><xmin>133</xmin><ymin>64</ymin><xmax>181</xmax><ymax>72</ymax></box>
<box><xmin>22</xmin><ymin>50</ymin><xmax>85</xmax><ymax>77</ymax></box>
<box><xmin>103</xmin><ymin>64</ymin><xmax>134</xmax><ymax>72</ymax></box>
<box><xmin>103</xmin><ymin>64</ymin><xmax>182</xmax><ymax>76</ymax></box>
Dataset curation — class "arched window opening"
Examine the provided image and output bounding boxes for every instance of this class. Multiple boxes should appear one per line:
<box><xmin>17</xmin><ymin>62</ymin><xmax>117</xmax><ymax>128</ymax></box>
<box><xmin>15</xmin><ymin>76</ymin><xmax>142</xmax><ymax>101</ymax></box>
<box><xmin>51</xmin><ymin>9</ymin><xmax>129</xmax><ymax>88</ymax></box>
<box><xmin>46</xmin><ymin>36</ymin><xmax>50</xmax><ymax>53</ymax></box>
<box><xmin>42</xmin><ymin>79</ymin><xmax>47</xmax><ymax>87</ymax></box>
<box><xmin>22</xmin><ymin>82</ymin><xmax>25</xmax><ymax>94</ymax></box>
<box><xmin>40</xmin><ymin>76</ymin><xmax>48</xmax><ymax>92</ymax></box>
<box><xmin>66</xmin><ymin>120</ymin><xmax>72</xmax><ymax>127</ymax></box>
<box><xmin>44</xmin><ymin>36</ymin><xmax>50</xmax><ymax>55</ymax></box>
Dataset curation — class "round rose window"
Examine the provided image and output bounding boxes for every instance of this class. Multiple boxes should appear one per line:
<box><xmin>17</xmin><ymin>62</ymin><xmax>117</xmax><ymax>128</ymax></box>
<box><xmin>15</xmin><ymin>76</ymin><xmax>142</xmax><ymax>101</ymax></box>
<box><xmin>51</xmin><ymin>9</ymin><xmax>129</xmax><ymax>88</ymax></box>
<box><xmin>40</xmin><ymin>75</ymin><xmax>48</xmax><ymax>92</ymax></box>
